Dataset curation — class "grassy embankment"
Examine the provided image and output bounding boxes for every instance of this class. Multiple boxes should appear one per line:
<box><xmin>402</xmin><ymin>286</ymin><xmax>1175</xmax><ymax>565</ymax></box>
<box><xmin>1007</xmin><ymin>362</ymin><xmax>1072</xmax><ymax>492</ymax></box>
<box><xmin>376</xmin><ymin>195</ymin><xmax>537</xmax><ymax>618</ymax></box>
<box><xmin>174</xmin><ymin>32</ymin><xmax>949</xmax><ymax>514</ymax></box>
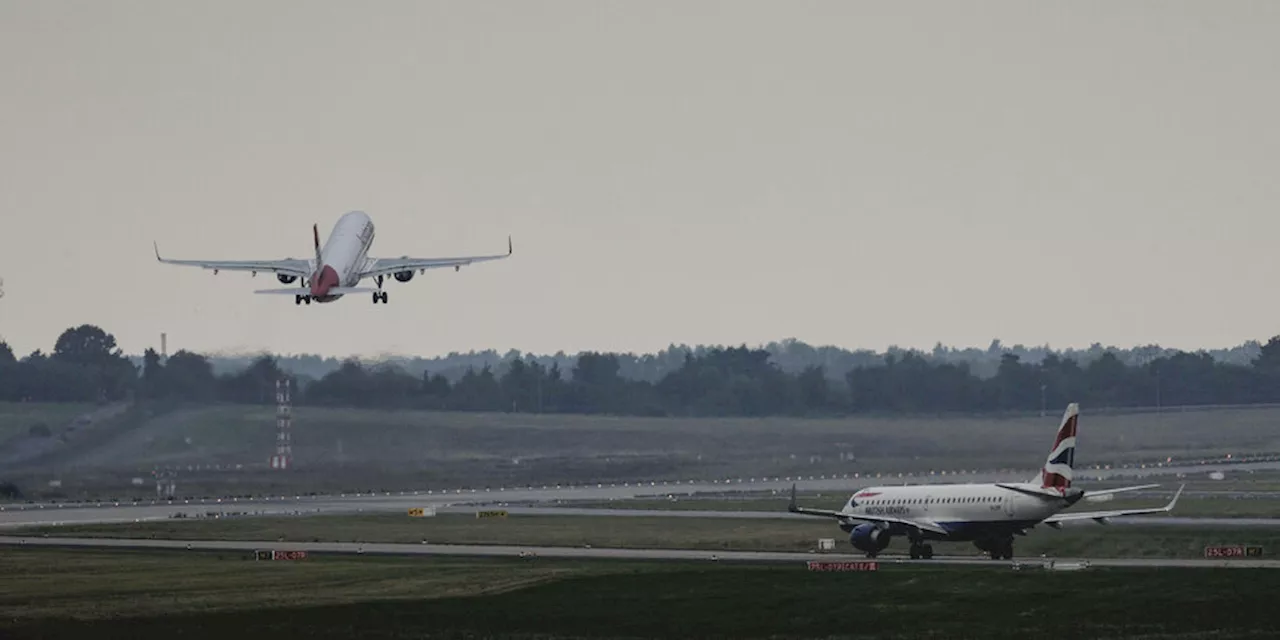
<box><xmin>0</xmin><ymin>547</ymin><xmax>1276</xmax><ymax>639</ymax></box>
<box><xmin>0</xmin><ymin>402</ymin><xmax>94</xmax><ymax>443</ymax></box>
<box><xmin>6</xmin><ymin>400</ymin><xmax>1280</xmax><ymax>500</ymax></box>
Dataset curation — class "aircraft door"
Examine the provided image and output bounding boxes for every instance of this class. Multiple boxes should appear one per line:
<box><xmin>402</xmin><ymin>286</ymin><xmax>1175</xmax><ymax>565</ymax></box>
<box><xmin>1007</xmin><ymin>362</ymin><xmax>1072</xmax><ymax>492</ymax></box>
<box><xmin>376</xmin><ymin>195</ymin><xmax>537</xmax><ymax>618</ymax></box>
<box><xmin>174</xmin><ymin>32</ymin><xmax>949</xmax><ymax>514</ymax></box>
<box><xmin>1002</xmin><ymin>493</ymin><xmax>1015</xmax><ymax>518</ymax></box>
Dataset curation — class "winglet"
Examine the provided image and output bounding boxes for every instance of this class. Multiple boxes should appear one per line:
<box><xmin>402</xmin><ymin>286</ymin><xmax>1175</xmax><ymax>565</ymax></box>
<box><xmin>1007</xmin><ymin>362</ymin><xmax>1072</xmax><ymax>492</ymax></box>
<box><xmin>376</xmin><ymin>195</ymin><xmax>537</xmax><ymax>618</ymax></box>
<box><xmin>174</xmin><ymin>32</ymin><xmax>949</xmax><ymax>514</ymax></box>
<box><xmin>1165</xmin><ymin>484</ymin><xmax>1185</xmax><ymax>512</ymax></box>
<box><xmin>788</xmin><ymin>483</ymin><xmax>799</xmax><ymax>513</ymax></box>
<box><xmin>153</xmin><ymin>241</ymin><xmax>161</xmax><ymax>261</ymax></box>
<box><xmin>508</xmin><ymin>235</ymin><xmax>513</xmax><ymax>255</ymax></box>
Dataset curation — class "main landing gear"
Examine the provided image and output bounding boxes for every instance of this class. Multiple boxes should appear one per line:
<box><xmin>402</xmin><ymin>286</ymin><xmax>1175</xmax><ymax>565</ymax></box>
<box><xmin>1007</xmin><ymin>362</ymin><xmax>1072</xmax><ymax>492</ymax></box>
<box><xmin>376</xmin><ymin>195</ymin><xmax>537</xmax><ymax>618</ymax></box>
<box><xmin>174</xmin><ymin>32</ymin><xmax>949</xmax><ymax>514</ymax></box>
<box><xmin>975</xmin><ymin>538</ymin><xmax>1015</xmax><ymax>560</ymax></box>
<box><xmin>372</xmin><ymin>291</ymin><xmax>388</xmax><ymax>304</ymax></box>
<box><xmin>908</xmin><ymin>541</ymin><xmax>935</xmax><ymax>560</ymax></box>
<box><xmin>295</xmin><ymin>295</ymin><xmax>311</xmax><ymax>305</ymax></box>
<box><xmin>990</xmin><ymin>539</ymin><xmax>1014</xmax><ymax>560</ymax></box>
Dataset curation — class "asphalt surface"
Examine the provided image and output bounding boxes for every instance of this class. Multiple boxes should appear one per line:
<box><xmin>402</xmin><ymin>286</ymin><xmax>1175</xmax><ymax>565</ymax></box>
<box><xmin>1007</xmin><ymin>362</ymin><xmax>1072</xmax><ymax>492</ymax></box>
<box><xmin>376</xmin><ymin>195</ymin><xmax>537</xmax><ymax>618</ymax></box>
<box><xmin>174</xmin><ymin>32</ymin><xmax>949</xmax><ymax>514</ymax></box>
<box><xmin>0</xmin><ymin>468</ymin><xmax>1271</xmax><ymax>569</ymax></box>
<box><xmin>1</xmin><ymin>535</ymin><xmax>1275</xmax><ymax>569</ymax></box>
<box><xmin>0</xmin><ymin>471</ymin><xmax>1260</xmax><ymax>528</ymax></box>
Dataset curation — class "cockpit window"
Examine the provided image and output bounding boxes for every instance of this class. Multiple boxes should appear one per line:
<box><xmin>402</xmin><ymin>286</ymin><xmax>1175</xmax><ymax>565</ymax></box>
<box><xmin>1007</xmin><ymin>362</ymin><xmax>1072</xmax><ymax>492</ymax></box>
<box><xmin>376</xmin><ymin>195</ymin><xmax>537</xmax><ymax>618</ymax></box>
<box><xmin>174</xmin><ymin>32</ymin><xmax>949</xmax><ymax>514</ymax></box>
<box><xmin>847</xmin><ymin>488</ymin><xmax>869</xmax><ymax>508</ymax></box>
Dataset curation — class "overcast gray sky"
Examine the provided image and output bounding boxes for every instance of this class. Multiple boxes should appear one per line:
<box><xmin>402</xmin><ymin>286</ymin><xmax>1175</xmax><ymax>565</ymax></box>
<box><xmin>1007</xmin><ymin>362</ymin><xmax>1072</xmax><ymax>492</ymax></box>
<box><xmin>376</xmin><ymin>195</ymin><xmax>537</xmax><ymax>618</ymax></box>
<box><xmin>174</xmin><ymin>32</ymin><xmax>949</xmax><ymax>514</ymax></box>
<box><xmin>2</xmin><ymin>1</ymin><xmax>1278</xmax><ymax>359</ymax></box>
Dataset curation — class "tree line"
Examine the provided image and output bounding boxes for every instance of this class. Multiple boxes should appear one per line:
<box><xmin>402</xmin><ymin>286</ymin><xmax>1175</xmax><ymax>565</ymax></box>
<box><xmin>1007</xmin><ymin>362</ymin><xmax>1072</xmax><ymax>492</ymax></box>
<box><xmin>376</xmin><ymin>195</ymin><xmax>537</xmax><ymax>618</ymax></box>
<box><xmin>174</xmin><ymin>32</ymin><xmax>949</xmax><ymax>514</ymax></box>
<box><xmin>201</xmin><ymin>337</ymin><xmax>1266</xmax><ymax>383</ymax></box>
<box><xmin>5</xmin><ymin>324</ymin><xmax>1280</xmax><ymax>416</ymax></box>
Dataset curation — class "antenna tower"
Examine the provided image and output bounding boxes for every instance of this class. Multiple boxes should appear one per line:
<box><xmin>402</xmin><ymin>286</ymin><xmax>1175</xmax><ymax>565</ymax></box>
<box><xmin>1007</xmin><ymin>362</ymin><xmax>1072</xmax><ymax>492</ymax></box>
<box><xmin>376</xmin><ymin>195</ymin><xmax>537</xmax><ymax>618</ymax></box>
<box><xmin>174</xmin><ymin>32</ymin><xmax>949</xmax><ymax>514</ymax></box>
<box><xmin>271</xmin><ymin>378</ymin><xmax>292</xmax><ymax>470</ymax></box>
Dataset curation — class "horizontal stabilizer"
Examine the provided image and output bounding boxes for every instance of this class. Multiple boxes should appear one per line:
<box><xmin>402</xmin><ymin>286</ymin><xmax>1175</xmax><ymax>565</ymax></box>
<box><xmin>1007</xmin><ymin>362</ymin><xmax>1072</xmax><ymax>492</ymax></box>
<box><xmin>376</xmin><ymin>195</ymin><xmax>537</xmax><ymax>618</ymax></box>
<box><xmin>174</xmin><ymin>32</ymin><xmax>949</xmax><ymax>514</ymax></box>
<box><xmin>253</xmin><ymin>287</ymin><xmax>378</xmax><ymax>295</ymax></box>
<box><xmin>1042</xmin><ymin>484</ymin><xmax>1185</xmax><ymax>526</ymax></box>
<box><xmin>1083</xmin><ymin>484</ymin><xmax>1159</xmax><ymax>499</ymax></box>
<box><xmin>996</xmin><ymin>483</ymin><xmax>1070</xmax><ymax>500</ymax></box>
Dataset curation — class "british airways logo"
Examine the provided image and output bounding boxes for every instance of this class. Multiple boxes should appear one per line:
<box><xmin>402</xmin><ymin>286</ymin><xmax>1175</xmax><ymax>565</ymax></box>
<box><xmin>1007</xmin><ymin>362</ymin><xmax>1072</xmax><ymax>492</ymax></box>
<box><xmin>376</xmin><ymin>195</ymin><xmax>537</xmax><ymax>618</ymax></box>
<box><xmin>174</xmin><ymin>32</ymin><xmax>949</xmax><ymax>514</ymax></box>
<box><xmin>855</xmin><ymin>491</ymin><xmax>882</xmax><ymax>498</ymax></box>
<box><xmin>866</xmin><ymin>506</ymin><xmax>910</xmax><ymax>516</ymax></box>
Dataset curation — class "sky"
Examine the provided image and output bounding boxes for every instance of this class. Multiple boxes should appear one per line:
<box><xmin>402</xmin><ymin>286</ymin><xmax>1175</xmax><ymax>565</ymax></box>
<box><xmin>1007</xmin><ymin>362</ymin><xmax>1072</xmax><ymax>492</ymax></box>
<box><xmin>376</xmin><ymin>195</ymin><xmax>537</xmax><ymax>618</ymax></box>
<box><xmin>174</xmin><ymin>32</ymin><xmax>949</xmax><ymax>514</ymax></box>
<box><xmin>2</xmin><ymin>1</ymin><xmax>1279</xmax><ymax>359</ymax></box>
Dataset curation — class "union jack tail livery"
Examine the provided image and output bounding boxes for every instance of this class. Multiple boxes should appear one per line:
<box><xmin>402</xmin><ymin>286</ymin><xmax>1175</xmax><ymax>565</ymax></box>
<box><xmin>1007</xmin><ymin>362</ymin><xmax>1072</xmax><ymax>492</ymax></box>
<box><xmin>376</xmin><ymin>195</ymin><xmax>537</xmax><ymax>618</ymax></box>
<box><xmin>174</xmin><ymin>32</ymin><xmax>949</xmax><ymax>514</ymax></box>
<box><xmin>1039</xmin><ymin>402</ymin><xmax>1078</xmax><ymax>492</ymax></box>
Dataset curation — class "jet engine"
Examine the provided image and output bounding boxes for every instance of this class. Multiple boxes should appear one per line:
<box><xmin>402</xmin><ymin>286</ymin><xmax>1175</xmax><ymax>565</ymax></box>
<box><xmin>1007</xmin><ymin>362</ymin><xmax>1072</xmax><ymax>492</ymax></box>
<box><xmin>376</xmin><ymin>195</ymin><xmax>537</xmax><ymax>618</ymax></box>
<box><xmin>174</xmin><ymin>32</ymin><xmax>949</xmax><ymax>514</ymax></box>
<box><xmin>277</xmin><ymin>274</ymin><xmax>298</xmax><ymax>284</ymax></box>
<box><xmin>393</xmin><ymin>270</ymin><xmax>414</xmax><ymax>283</ymax></box>
<box><xmin>849</xmin><ymin>523</ymin><xmax>891</xmax><ymax>554</ymax></box>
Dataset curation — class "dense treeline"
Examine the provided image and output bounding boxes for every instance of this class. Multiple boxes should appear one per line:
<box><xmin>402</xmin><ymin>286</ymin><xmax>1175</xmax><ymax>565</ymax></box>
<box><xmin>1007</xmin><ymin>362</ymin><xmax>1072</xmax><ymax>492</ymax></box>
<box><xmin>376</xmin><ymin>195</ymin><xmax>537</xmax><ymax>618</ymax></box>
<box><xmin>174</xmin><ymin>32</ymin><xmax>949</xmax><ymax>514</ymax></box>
<box><xmin>6</xmin><ymin>325</ymin><xmax>1280</xmax><ymax>417</ymax></box>
<box><xmin>197</xmin><ymin>338</ymin><xmax>1265</xmax><ymax>383</ymax></box>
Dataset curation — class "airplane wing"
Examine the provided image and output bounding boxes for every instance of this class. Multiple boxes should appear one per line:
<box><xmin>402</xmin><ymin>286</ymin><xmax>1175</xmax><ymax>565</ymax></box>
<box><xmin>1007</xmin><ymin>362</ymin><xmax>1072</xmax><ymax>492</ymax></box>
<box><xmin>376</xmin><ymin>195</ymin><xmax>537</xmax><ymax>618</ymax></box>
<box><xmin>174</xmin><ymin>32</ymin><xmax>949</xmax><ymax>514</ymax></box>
<box><xmin>1042</xmin><ymin>484</ymin><xmax>1184</xmax><ymax>526</ymax></box>
<box><xmin>154</xmin><ymin>243</ymin><xmax>312</xmax><ymax>277</ymax></box>
<box><xmin>786</xmin><ymin>485</ymin><xmax>950</xmax><ymax>536</ymax></box>
<box><xmin>358</xmin><ymin>236</ymin><xmax>512</xmax><ymax>280</ymax></box>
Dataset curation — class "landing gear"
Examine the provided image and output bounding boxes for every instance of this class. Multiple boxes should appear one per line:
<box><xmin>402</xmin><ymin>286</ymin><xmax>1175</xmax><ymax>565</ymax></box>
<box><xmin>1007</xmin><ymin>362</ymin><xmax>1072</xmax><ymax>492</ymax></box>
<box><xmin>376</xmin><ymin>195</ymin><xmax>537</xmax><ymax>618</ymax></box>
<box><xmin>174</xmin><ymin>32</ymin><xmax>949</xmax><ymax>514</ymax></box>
<box><xmin>372</xmin><ymin>291</ymin><xmax>388</xmax><ymax>304</ymax></box>
<box><xmin>295</xmin><ymin>295</ymin><xmax>312</xmax><ymax>305</ymax></box>
<box><xmin>989</xmin><ymin>539</ymin><xmax>1014</xmax><ymax>560</ymax></box>
<box><xmin>996</xmin><ymin>539</ymin><xmax>1014</xmax><ymax>560</ymax></box>
<box><xmin>908</xmin><ymin>541</ymin><xmax>934</xmax><ymax>560</ymax></box>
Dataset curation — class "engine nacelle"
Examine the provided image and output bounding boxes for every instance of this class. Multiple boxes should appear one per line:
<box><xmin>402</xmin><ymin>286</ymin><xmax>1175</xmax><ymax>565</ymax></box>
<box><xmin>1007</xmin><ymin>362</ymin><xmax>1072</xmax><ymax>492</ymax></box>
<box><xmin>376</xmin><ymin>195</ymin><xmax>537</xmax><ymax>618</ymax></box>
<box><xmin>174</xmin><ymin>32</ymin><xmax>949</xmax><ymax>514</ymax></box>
<box><xmin>277</xmin><ymin>274</ymin><xmax>298</xmax><ymax>285</ymax></box>
<box><xmin>393</xmin><ymin>270</ymin><xmax>414</xmax><ymax>283</ymax></box>
<box><xmin>849</xmin><ymin>523</ymin><xmax>892</xmax><ymax>554</ymax></box>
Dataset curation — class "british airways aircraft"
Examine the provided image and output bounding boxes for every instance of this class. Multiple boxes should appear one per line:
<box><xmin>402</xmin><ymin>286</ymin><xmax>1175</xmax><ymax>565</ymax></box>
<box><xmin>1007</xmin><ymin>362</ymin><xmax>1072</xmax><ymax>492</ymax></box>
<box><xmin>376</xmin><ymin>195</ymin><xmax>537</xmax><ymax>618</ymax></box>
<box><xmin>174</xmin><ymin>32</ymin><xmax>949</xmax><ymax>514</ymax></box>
<box><xmin>154</xmin><ymin>210</ymin><xmax>511</xmax><ymax>305</ymax></box>
<box><xmin>789</xmin><ymin>403</ymin><xmax>1184</xmax><ymax>560</ymax></box>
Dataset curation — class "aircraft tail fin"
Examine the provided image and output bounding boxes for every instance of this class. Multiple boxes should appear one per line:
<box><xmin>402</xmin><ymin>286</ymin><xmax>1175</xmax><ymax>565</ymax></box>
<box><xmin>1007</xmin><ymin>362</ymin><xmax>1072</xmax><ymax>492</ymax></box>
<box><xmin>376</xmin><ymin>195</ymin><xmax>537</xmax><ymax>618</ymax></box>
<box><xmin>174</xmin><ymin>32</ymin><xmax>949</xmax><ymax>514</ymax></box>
<box><xmin>1039</xmin><ymin>403</ymin><xmax>1079</xmax><ymax>492</ymax></box>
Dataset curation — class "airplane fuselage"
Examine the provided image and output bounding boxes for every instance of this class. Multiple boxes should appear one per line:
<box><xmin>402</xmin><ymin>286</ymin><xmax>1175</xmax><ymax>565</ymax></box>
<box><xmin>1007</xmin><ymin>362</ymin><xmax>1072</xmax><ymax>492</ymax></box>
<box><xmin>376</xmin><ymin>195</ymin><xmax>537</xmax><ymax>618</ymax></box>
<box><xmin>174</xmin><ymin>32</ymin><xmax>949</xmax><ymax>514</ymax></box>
<box><xmin>838</xmin><ymin>482</ymin><xmax>1065</xmax><ymax>542</ymax></box>
<box><xmin>790</xmin><ymin>404</ymin><xmax>1180</xmax><ymax>560</ymax></box>
<box><xmin>310</xmin><ymin>211</ymin><xmax>376</xmax><ymax>302</ymax></box>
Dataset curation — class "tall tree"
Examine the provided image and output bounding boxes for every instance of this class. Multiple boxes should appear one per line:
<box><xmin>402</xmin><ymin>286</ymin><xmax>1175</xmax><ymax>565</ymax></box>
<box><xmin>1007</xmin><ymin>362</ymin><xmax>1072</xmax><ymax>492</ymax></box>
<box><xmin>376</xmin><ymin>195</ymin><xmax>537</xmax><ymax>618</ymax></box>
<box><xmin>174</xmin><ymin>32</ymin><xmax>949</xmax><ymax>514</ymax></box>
<box><xmin>141</xmin><ymin>348</ymin><xmax>164</xmax><ymax>398</ymax></box>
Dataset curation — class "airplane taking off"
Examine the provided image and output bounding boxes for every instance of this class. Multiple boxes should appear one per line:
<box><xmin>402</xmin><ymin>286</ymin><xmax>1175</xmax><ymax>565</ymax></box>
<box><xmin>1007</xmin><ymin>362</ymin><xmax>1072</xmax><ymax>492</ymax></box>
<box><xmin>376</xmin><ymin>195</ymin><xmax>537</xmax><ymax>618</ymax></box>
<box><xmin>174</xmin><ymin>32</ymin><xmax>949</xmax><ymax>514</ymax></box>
<box><xmin>789</xmin><ymin>403</ymin><xmax>1184</xmax><ymax>560</ymax></box>
<box><xmin>154</xmin><ymin>211</ymin><xmax>511</xmax><ymax>305</ymax></box>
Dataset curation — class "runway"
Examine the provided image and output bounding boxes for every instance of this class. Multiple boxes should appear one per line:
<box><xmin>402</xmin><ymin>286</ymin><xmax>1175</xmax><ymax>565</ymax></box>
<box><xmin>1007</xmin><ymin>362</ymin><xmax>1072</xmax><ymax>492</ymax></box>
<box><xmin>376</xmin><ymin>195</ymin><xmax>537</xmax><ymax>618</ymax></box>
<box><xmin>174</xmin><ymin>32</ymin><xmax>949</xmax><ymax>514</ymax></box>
<box><xmin>1</xmin><ymin>535</ymin><xmax>1275</xmax><ymax>569</ymax></box>
<box><xmin>0</xmin><ymin>474</ymin><xmax>1266</xmax><ymax>529</ymax></box>
<box><xmin>0</xmin><ymin>500</ymin><xmax>1272</xmax><ymax>530</ymax></box>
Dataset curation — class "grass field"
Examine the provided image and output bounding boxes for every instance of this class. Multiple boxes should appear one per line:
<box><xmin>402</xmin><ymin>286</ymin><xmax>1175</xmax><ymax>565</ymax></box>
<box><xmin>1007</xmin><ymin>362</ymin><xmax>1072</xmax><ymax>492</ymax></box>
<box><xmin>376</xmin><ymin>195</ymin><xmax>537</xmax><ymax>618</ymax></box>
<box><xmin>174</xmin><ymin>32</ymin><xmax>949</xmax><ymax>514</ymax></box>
<box><xmin>14</xmin><ymin>401</ymin><xmax>1280</xmax><ymax>473</ymax></box>
<box><xmin>7</xmin><ymin>400</ymin><xmax>1280</xmax><ymax>501</ymax></box>
<box><xmin>0</xmin><ymin>402</ymin><xmax>94</xmax><ymax>443</ymax></box>
<box><xmin>1</xmin><ymin>547</ymin><xmax>1277</xmax><ymax>639</ymax></box>
<box><xmin>17</xmin><ymin>513</ymin><xmax>1280</xmax><ymax>559</ymax></box>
